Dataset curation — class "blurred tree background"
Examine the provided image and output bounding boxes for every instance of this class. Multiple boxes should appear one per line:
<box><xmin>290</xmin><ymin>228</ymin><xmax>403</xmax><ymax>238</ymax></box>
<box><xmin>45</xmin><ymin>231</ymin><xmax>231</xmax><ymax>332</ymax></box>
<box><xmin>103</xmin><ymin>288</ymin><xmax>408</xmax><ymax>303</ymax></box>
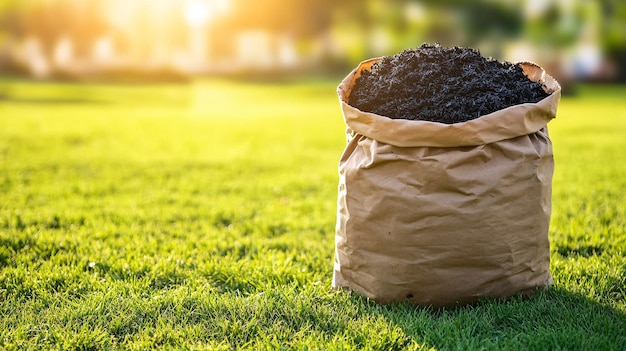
<box><xmin>0</xmin><ymin>0</ymin><xmax>624</xmax><ymax>82</ymax></box>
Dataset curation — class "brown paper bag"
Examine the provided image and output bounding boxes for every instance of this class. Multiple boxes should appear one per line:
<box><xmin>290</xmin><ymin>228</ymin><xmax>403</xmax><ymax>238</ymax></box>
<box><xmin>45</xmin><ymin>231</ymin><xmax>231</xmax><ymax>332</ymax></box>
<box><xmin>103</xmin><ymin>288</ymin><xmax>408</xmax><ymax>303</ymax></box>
<box><xmin>332</xmin><ymin>58</ymin><xmax>561</xmax><ymax>306</ymax></box>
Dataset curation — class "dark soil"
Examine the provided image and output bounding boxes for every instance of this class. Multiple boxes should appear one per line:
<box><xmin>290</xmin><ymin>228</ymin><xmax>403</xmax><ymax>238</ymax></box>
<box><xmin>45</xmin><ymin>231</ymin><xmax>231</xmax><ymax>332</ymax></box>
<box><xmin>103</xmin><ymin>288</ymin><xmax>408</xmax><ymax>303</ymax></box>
<box><xmin>348</xmin><ymin>43</ymin><xmax>551</xmax><ymax>124</ymax></box>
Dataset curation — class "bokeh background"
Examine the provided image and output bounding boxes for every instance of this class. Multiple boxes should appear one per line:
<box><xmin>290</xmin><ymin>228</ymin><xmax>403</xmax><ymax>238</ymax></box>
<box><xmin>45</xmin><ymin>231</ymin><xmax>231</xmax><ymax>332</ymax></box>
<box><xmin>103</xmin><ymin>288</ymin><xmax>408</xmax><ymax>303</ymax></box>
<box><xmin>0</xmin><ymin>0</ymin><xmax>624</xmax><ymax>84</ymax></box>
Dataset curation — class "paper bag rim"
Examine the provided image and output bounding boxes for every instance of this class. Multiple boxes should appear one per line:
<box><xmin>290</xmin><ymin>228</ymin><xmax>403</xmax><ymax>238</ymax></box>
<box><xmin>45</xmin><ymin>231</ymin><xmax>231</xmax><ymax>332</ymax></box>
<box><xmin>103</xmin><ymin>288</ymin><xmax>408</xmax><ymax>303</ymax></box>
<box><xmin>338</xmin><ymin>58</ymin><xmax>562</xmax><ymax>148</ymax></box>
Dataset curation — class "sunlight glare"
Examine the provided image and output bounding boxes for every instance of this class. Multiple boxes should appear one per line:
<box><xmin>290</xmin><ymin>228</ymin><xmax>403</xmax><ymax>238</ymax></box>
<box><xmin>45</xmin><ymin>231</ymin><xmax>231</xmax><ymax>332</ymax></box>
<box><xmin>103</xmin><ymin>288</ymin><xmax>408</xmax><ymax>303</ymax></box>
<box><xmin>185</xmin><ymin>0</ymin><xmax>230</xmax><ymax>27</ymax></box>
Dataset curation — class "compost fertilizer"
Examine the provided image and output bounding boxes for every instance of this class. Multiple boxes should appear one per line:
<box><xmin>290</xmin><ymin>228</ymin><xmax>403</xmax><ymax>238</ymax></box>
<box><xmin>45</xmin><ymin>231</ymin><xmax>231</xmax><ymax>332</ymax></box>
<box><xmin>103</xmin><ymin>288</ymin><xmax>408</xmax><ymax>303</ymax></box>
<box><xmin>348</xmin><ymin>43</ymin><xmax>550</xmax><ymax>124</ymax></box>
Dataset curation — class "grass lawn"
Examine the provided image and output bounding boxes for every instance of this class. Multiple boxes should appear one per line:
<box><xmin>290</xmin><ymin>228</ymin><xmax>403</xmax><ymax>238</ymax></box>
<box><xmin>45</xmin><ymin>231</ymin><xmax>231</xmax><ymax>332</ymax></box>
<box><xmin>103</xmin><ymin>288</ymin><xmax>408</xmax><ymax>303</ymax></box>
<box><xmin>0</xmin><ymin>77</ymin><xmax>625</xmax><ymax>350</ymax></box>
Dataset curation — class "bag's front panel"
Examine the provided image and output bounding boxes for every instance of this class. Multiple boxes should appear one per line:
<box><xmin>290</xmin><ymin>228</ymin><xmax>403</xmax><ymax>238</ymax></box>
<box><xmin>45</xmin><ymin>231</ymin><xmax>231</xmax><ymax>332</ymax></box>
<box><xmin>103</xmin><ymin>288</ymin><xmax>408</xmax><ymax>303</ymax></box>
<box><xmin>333</xmin><ymin>130</ymin><xmax>553</xmax><ymax>306</ymax></box>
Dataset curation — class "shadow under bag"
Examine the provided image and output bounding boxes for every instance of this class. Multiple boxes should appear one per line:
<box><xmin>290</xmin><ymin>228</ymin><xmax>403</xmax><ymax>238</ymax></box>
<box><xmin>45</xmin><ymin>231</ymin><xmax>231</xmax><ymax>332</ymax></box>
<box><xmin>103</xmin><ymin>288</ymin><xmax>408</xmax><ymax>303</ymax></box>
<box><xmin>333</xmin><ymin>59</ymin><xmax>562</xmax><ymax>307</ymax></box>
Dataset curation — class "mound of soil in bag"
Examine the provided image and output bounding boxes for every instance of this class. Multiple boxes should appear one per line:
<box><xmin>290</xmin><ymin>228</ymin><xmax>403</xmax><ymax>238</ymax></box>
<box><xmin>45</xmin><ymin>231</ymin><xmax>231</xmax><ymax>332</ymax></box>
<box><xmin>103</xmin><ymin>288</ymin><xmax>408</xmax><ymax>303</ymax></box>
<box><xmin>348</xmin><ymin>43</ymin><xmax>550</xmax><ymax>124</ymax></box>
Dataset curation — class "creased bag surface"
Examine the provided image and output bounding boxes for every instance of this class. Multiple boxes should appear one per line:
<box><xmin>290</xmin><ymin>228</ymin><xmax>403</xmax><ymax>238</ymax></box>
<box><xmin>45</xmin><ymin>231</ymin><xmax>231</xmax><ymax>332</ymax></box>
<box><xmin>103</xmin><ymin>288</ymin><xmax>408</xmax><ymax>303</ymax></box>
<box><xmin>332</xmin><ymin>58</ymin><xmax>561</xmax><ymax>306</ymax></box>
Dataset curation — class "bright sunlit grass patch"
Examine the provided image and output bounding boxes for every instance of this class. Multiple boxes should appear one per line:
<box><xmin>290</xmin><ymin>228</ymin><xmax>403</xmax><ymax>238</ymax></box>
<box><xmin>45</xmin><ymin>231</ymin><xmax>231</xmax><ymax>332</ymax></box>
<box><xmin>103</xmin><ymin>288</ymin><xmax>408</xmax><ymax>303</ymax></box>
<box><xmin>0</xmin><ymin>79</ymin><xmax>625</xmax><ymax>350</ymax></box>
